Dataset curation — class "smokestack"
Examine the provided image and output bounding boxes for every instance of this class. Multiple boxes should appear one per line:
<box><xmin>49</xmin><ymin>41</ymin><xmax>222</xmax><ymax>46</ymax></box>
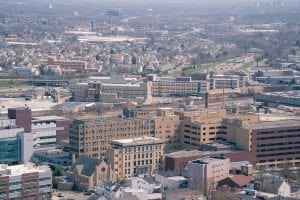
<box><xmin>91</xmin><ymin>21</ymin><xmax>94</xmax><ymax>31</ymax></box>
<box><xmin>72</xmin><ymin>153</ymin><xmax>76</xmax><ymax>165</ymax></box>
<box><xmin>205</xmin><ymin>92</ymin><xmax>209</xmax><ymax>109</ymax></box>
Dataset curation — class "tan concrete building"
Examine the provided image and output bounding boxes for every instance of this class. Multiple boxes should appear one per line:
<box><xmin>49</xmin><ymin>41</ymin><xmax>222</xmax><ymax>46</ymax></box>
<box><xmin>180</xmin><ymin>109</ymin><xmax>226</xmax><ymax>149</ymax></box>
<box><xmin>154</xmin><ymin>108</ymin><xmax>181</xmax><ymax>152</ymax></box>
<box><xmin>69</xmin><ymin>117</ymin><xmax>153</xmax><ymax>158</ymax></box>
<box><xmin>108</xmin><ymin>137</ymin><xmax>163</xmax><ymax>180</ymax></box>
<box><xmin>179</xmin><ymin>109</ymin><xmax>259</xmax><ymax>150</ymax></box>
<box><xmin>222</xmin><ymin>114</ymin><xmax>260</xmax><ymax>151</ymax></box>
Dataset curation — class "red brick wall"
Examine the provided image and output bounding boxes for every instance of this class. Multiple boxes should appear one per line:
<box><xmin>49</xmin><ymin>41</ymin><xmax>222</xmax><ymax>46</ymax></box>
<box><xmin>56</xmin><ymin>119</ymin><xmax>71</xmax><ymax>143</ymax></box>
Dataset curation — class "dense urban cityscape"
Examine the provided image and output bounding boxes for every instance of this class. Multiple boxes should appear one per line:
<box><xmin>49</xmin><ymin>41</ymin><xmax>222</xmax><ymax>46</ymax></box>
<box><xmin>0</xmin><ymin>0</ymin><xmax>300</xmax><ymax>199</ymax></box>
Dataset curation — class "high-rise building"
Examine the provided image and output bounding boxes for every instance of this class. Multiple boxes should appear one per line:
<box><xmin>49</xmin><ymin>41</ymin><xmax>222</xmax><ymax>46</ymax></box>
<box><xmin>0</xmin><ymin>163</ymin><xmax>52</xmax><ymax>199</ymax></box>
<box><xmin>108</xmin><ymin>137</ymin><xmax>163</xmax><ymax>180</ymax></box>
<box><xmin>69</xmin><ymin>117</ymin><xmax>153</xmax><ymax>158</ymax></box>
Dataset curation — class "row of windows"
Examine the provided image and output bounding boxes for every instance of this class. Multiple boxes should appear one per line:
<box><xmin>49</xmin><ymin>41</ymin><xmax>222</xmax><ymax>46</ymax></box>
<box><xmin>257</xmin><ymin>134</ymin><xmax>300</xmax><ymax>140</ymax></box>
<box><xmin>257</xmin><ymin>129</ymin><xmax>300</xmax><ymax>135</ymax></box>
<box><xmin>0</xmin><ymin>177</ymin><xmax>51</xmax><ymax>187</ymax></box>
<box><xmin>257</xmin><ymin>151</ymin><xmax>300</xmax><ymax>158</ymax></box>
<box><xmin>0</xmin><ymin>184</ymin><xmax>49</xmax><ymax>194</ymax></box>
<box><xmin>257</xmin><ymin>141</ymin><xmax>300</xmax><ymax>148</ymax></box>
<box><xmin>257</xmin><ymin>146</ymin><xmax>300</xmax><ymax>152</ymax></box>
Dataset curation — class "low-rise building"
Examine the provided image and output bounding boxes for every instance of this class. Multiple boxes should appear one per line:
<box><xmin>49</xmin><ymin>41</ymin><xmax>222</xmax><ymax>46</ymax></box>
<box><xmin>187</xmin><ymin>156</ymin><xmax>230</xmax><ymax>195</ymax></box>
<box><xmin>131</xmin><ymin>176</ymin><xmax>162</xmax><ymax>194</ymax></box>
<box><xmin>67</xmin><ymin>156</ymin><xmax>109</xmax><ymax>191</ymax></box>
<box><xmin>265</xmin><ymin>179</ymin><xmax>291</xmax><ymax>197</ymax></box>
<box><xmin>31</xmin><ymin>149</ymin><xmax>71</xmax><ymax>169</ymax></box>
<box><xmin>96</xmin><ymin>181</ymin><xmax>123</xmax><ymax>200</ymax></box>
<box><xmin>154</xmin><ymin>172</ymin><xmax>188</xmax><ymax>190</ymax></box>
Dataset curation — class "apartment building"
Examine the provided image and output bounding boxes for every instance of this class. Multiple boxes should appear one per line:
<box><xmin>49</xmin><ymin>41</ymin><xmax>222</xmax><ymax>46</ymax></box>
<box><xmin>154</xmin><ymin>108</ymin><xmax>181</xmax><ymax>152</ymax></box>
<box><xmin>108</xmin><ymin>137</ymin><xmax>163</xmax><ymax>180</ymax></box>
<box><xmin>0</xmin><ymin>163</ymin><xmax>52</xmax><ymax>200</ymax></box>
<box><xmin>69</xmin><ymin>117</ymin><xmax>153</xmax><ymax>158</ymax></box>
<box><xmin>187</xmin><ymin>156</ymin><xmax>229</xmax><ymax>195</ymax></box>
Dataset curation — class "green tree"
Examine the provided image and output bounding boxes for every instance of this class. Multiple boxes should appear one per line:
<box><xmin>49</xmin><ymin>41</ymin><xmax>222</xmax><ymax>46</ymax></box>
<box><xmin>54</xmin><ymin>167</ymin><xmax>64</xmax><ymax>177</ymax></box>
<box><xmin>96</xmin><ymin>54</ymin><xmax>101</xmax><ymax>61</ymax></box>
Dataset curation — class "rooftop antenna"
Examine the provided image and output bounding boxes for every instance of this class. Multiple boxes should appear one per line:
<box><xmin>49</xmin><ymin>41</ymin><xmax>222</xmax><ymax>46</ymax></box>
<box><xmin>222</xmin><ymin>80</ymin><xmax>225</xmax><ymax>109</ymax></box>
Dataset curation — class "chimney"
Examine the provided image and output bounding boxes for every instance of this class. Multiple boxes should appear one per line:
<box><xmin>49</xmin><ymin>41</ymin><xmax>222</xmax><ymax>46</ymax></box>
<box><xmin>205</xmin><ymin>93</ymin><xmax>209</xmax><ymax>109</ymax></box>
<box><xmin>72</xmin><ymin>153</ymin><xmax>76</xmax><ymax>165</ymax></box>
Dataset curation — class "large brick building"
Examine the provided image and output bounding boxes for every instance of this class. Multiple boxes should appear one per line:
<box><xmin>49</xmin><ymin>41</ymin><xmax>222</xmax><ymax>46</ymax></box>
<box><xmin>69</xmin><ymin>117</ymin><xmax>154</xmax><ymax>158</ymax></box>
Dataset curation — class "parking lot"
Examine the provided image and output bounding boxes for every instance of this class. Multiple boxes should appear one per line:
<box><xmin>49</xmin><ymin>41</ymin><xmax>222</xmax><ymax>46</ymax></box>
<box><xmin>52</xmin><ymin>191</ymin><xmax>91</xmax><ymax>200</ymax></box>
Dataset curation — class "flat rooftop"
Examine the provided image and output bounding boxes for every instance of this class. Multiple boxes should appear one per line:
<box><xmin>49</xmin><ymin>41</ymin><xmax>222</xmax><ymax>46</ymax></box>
<box><xmin>167</xmin><ymin>176</ymin><xmax>187</xmax><ymax>181</ymax></box>
<box><xmin>249</xmin><ymin>119</ymin><xmax>300</xmax><ymax>129</ymax></box>
<box><xmin>165</xmin><ymin>150</ymin><xmax>233</xmax><ymax>159</ymax></box>
<box><xmin>191</xmin><ymin>156</ymin><xmax>227</xmax><ymax>164</ymax></box>
<box><xmin>32</xmin><ymin>115</ymin><xmax>67</xmax><ymax>121</ymax></box>
<box><xmin>111</xmin><ymin>136</ymin><xmax>163</xmax><ymax>147</ymax></box>
<box><xmin>0</xmin><ymin>163</ymin><xmax>51</xmax><ymax>176</ymax></box>
<box><xmin>76</xmin><ymin>116</ymin><xmax>150</xmax><ymax>123</ymax></box>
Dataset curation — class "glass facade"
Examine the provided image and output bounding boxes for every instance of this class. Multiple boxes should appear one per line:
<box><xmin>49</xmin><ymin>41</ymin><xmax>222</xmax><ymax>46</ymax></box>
<box><xmin>0</xmin><ymin>137</ymin><xmax>20</xmax><ymax>163</ymax></box>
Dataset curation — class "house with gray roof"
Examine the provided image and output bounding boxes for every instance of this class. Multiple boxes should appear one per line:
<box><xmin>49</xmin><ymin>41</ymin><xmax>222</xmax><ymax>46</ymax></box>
<box><xmin>265</xmin><ymin>179</ymin><xmax>291</xmax><ymax>197</ymax></box>
<box><xmin>67</xmin><ymin>156</ymin><xmax>109</xmax><ymax>191</ymax></box>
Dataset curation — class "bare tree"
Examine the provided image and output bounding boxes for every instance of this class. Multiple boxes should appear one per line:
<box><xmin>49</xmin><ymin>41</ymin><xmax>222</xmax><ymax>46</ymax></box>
<box><xmin>254</xmin><ymin>54</ymin><xmax>263</xmax><ymax>68</ymax></box>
